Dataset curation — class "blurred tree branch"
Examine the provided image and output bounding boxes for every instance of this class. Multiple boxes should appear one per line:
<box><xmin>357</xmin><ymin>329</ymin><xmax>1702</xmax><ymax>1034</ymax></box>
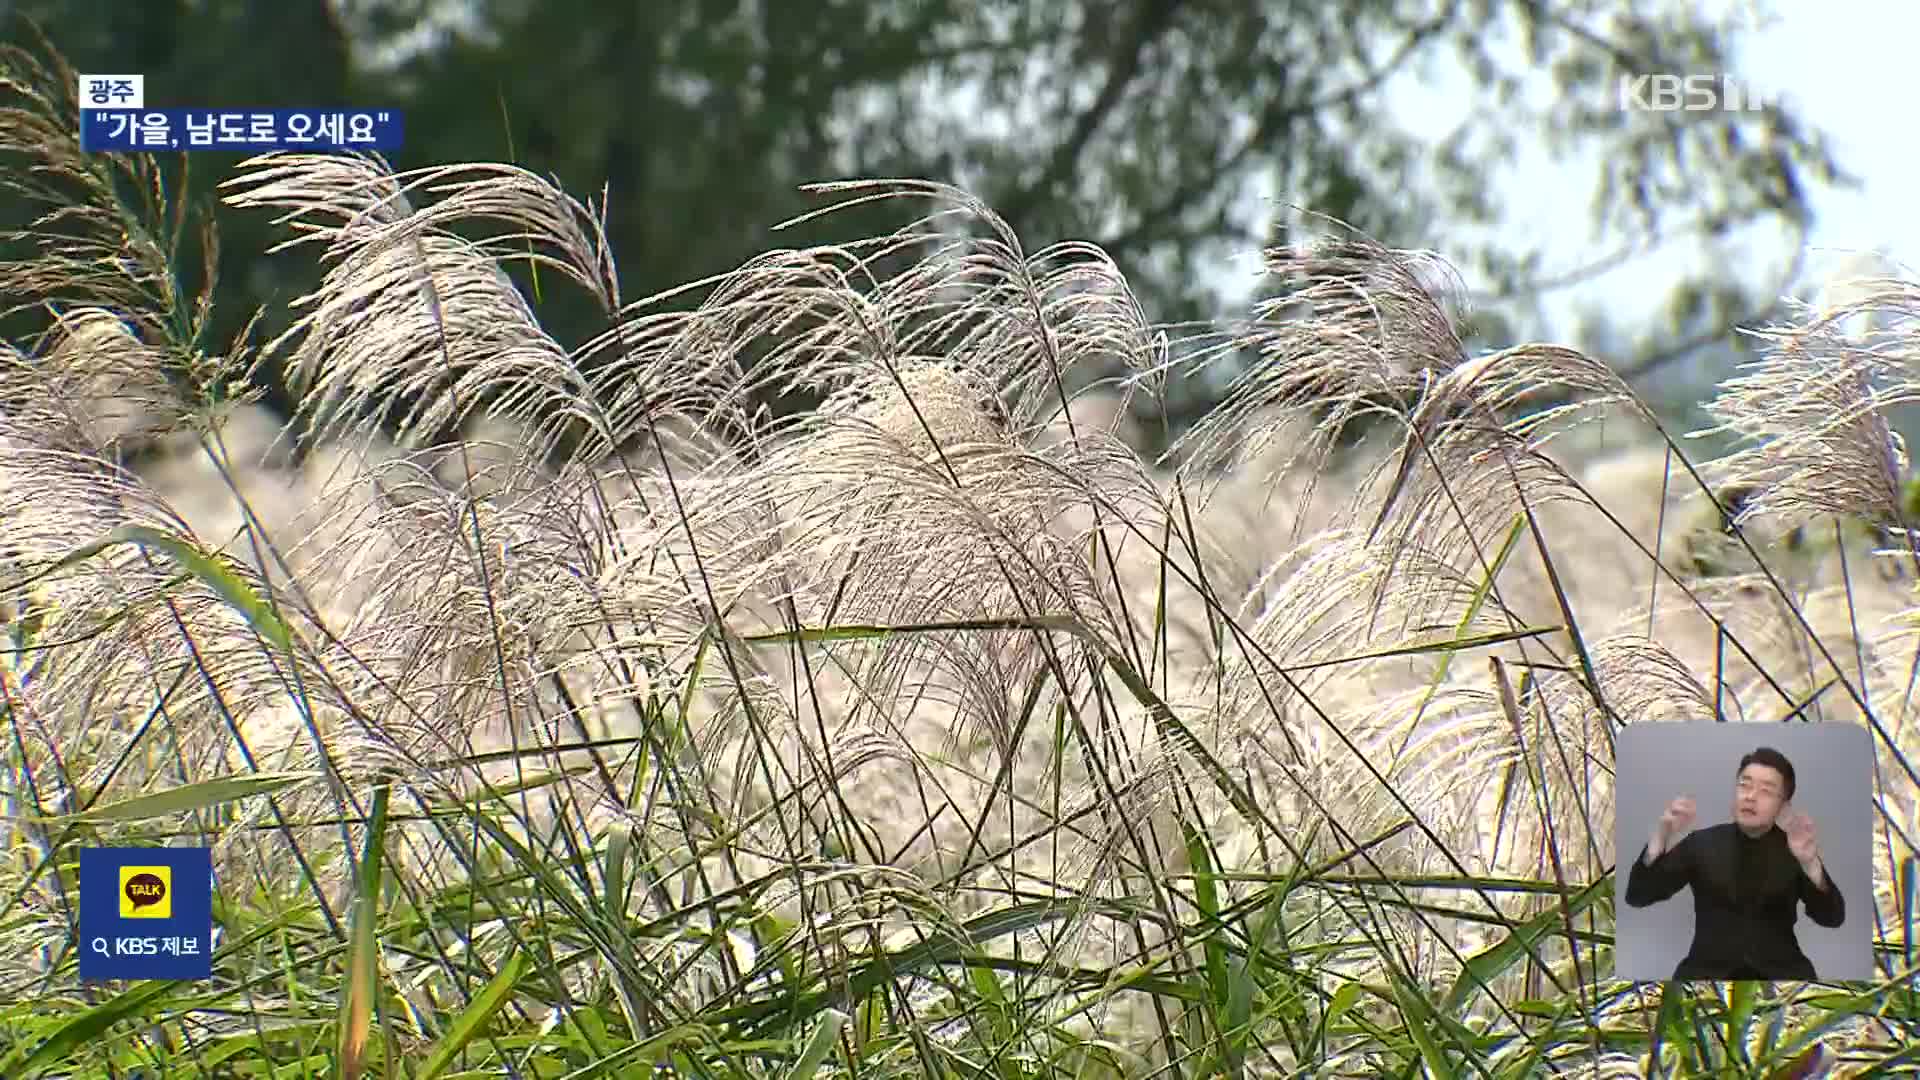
<box><xmin>994</xmin><ymin>0</ymin><xmax>1187</xmax><ymax>232</ymax></box>
<box><xmin>1</xmin><ymin>0</ymin><xmax>1854</xmax><ymax>443</ymax></box>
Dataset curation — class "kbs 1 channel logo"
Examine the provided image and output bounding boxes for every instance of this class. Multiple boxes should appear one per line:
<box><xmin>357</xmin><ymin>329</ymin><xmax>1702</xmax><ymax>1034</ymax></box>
<box><xmin>77</xmin><ymin>74</ymin><xmax>404</xmax><ymax>154</ymax></box>
<box><xmin>79</xmin><ymin>847</ymin><xmax>217</xmax><ymax>981</ymax></box>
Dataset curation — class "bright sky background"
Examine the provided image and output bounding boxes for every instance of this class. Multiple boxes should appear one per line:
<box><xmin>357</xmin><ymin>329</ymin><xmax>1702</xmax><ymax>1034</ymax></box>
<box><xmin>1465</xmin><ymin>1</ymin><xmax>1920</xmax><ymax>341</ymax></box>
<box><xmin>1737</xmin><ymin>1</ymin><xmax>1920</xmax><ymax>277</ymax></box>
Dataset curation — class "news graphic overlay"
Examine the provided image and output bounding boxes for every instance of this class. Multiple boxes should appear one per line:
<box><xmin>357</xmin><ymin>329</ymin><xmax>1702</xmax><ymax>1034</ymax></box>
<box><xmin>77</xmin><ymin>74</ymin><xmax>403</xmax><ymax>153</ymax></box>
<box><xmin>1614</xmin><ymin>722</ymin><xmax>1873</xmax><ymax>983</ymax></box>
<box><xmin>79</xmin><ymin>847</ymin><xmax>215</xmax><ymax>980</ymax></box>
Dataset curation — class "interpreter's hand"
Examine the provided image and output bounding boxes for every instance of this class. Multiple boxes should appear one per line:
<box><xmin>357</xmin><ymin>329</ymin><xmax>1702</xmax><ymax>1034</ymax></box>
<box><xmin>1646</xmin><ymin>795</ymin><xmax>1696</xmax><ymax>862</ymax></box>
<box><xmin>1658</xmin><ymin>795</ymin><xmax>1697</xmax><ymax>845</ymax></box>
<box><xmin>1782</xmin><ymin>805</ymin><xmax>1821</xmax><ymax>866</ymax></box>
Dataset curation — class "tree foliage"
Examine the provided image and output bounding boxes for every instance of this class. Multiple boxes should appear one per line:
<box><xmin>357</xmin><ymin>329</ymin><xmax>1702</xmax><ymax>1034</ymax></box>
<box><xmin>2</xmin><ymin>0</ymin><xmax>1848</xmax><ymax>435</ymax></box>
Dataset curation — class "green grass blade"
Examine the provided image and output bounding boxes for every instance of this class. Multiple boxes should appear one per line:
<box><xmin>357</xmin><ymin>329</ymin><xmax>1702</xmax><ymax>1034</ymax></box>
<box><xmin>1313</xmin><ymin>979</ymin><xmax>1365</xmax><ymax>1060</ymax></box>
<box><xmin>603</xmin><ymin>821</ymin><xmax>632</xmax><ymax>920</ymax></box>
<box><xmin>1493</xmin><ymin>996</ymin><xmax>1575</xmax><ymax>1079</ymax></box>
<box><xmin>783</xmin><ymin>1007</ymin><xmax>848</xmax><ymax>1080</ymax></box>
<box><xmin>722</xmin><ymin>899</ymin><xmax>1093</xmax><ymax>1033</ymax></box>
<box><xmin>1183</xmin><ymin>821</ymin><xmax>1240</xmax><ymax>1076</ymax></box>
<box><xmin>456</xmin><ymin>764</ymin><xmax>599</xmax><ymax>806</ymax></box>
<box><xmin>1905</xmin><ymin>854</ymin><xmax>1917</xmax><ymax>970</ymax></box>
<box><xmin>51</xmin><ymin>770</ymin><xmax>315</xmax><ymax>823</ymax></box>
<box><xmin>337</xmin><ymin>783</ymin><xmax>391</xmax><ymax>1080</ymax></box>
<box><xmin>44</xmin><ymin>524</ymin><xmax>297</xmax><ymax>653</ymax></box>
<box><xmin>1440</xmin><ymin>875</ymin><xmax>1611</xmax><ymax>1015</ymax></box>
<box><xmin>1400</xmin><ymin>514</ymin><xmax>1527</xmax><ymax>718</ymax></box>
<box><xmin>1281</xmin><ymin>624</ymin><xmax>1558</xmax><ymax>673</ymax></box>
<box><xmin>1184</xmin><ymin>824</ymin><xmax>1230</xmax><ymax>1007</ymax></box>
<box><xmin>493</xmin><ymin>82</ymin><xmax>543</xmax><ymax>305</ymax></box>
<box><xmin>1390</xmin><ymin>972</ymin><xmax>1458</xmax><ymax>1079</ymax></box>
<box><xmin>1727</xmin><ymin>978</ymin><xmax>1757</xmax><ymax>1067</ymax></box>
<box><xmin>739</xmin><ymin>615</ymin><xmax>1082</xmax><ymax>646</ymax></box>
<box><xmin>553</xmin><ymin>1025</ymin><xmax>708</xmax><ymax>1080</ymax></box>
<box><xmin>415</xmin><ymin>946</ymin><xmax>529</xmax><ymax>1080</ymax></box>
<box><xmin>0</xmin><ymin>979</ymin><xmax>181</xmax><ymax>1076</ymax></box>
<box><xmin>965</xmin><ymin>963</ymin><xmax>1014</xmax><ymax>1051</ymax></box>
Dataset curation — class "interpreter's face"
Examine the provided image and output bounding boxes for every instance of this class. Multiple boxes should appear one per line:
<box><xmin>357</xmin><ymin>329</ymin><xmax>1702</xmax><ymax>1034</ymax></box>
<box><xmin>1734</xmin><ymin>763</ymin><xmax>1788</xmax><ymax>831</ymax></box>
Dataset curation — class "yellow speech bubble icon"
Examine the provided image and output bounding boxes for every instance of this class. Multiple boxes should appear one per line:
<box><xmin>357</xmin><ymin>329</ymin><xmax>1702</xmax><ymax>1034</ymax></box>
<box><xmin>119</xmin><ymin>865</ymin><xmax>171</xmax><ymax>919</ymax></box>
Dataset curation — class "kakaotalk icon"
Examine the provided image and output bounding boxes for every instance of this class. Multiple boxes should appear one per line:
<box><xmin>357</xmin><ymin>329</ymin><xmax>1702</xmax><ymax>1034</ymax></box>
<box><xmin>119</xmin><ymin>866</ymin><xmax>172</xmax><ymax>919</ymax></box>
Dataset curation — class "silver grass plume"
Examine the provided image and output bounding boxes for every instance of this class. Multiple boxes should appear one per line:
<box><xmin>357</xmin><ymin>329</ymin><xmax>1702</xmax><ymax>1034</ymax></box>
<box><xmin>1216</xmin><ymin>527</ymin><xmax>1520</xmax><ymax>730</ymax></box>
<box><xmin>222</xmin><ymin>154</ymin><xmax>617</xmax><ymax>465</ymax></box>
<box><xmin>1359</xmin><ymin>349</ymin><xmax>1650</xmax><ymax>610</ymax></box>
<box><xmin>735</xmin><ymin>364</ymin><xmax>1133</xmax><ymax>768</ymax></box>
<box><xmin>1379</xmin><ymin>637</ymin><xmax>1704</xmax><ymax>962</ymax></box>
<box><xmin>740</xmin><ymin>179</ymin><xmax>1164</xmax><ymax>440</ymax></box>
<box><xmin>1696</xmin><ymin>285</ymin><xmax>1920</xmax><ymax>534</ymax></box>
<box><xmin>1169</xmin><ymin>225</ymin><xmax>1470</xmax><ymax>521</ymax></box>
<box><xmin>0</xmin><ymin>38</ymin><xmax>214</xmax><ymax>347</ymax></box>
<box><xmin>1351</xmin><ymin>289</ymin><xmax>1651</xmax><ymax>543</ymax></box>
<box><xmin>575</xmin><ymin>179</ymin><xmax>1164</xmax><ymax>469</ymax></box>
<box><xmin>0</xmin><ymin>309</ymin><xmax>181</xmax><ymax>456</ymax></box>
<box><xmin>0</xmin><ymin>427</ymin><xmax>342</xmax><ymax>815</ymax></box>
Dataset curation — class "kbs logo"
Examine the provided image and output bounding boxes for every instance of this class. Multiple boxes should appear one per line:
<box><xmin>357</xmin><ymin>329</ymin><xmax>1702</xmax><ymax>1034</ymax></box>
<box><xmin>119</xmin><ymin>865</ymin><xmax>172</xmax><ymax>919</ymax></box>
<box><xmin>1617</xmin><ymin>74</ymin><xmax>1778</xmax><ymax>113</ymax></box>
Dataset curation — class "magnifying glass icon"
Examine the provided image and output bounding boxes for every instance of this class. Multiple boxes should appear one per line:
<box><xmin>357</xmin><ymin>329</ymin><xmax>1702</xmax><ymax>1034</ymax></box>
<box><xmin>89</xmin><ymin>936</ymin><xmax>109</xmax><ymax>957</ymax></box>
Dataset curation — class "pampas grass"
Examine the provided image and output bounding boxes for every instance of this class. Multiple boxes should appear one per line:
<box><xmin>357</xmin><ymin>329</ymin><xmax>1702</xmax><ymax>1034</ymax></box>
<box><xmin>5</xmin><ymin>37</ymin><xmax>1920</xmax><ymax>1080</ymax></box>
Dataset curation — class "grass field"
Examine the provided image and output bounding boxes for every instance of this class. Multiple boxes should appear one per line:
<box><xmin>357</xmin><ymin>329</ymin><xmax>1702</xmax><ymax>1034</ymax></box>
<box><xmin>3</xmin><ymin>36</ymin><xmax>1920</xmax><ymax>1079</ymax></box>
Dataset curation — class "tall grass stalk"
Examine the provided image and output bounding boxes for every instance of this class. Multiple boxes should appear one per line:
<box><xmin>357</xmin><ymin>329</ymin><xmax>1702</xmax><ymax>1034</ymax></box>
<box><xmin>5</xmin><ymin>34</ymin><xmax>1920</xmax><ymax>1079</ymax></box>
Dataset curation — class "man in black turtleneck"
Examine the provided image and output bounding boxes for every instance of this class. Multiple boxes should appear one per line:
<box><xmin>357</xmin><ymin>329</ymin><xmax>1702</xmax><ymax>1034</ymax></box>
<box><xmin>1625</xmin><ymin>746</ymin><xmax>1845</xmax><ymax>981</ymax></box>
